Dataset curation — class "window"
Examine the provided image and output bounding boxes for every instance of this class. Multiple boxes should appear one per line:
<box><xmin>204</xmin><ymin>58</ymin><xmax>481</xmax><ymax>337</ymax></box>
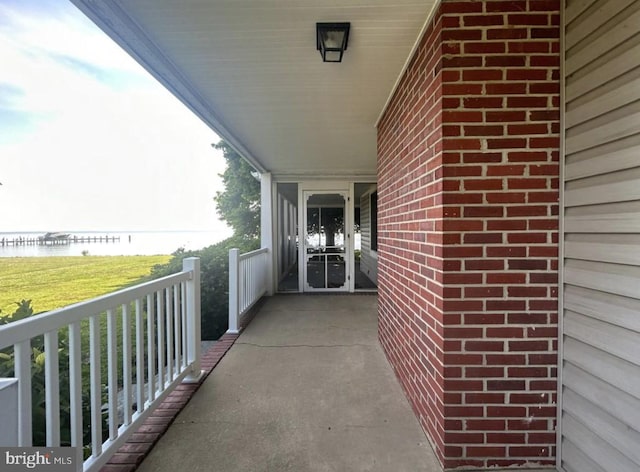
<box><xmin>370</xmin><ymin>191</ymin><xmax>378</xmax><ymax>252</ymax></box>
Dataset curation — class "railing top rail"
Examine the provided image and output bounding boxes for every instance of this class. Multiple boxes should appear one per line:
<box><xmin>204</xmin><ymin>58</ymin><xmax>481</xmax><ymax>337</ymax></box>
<box><xmin>0</xmin><ymin>267</ymin><xmax>194</xmax><ymax>351</ymax></box>
<box><xmin>237</xmin><ymin>247</ymin><xmax>268</xmax><ymax>261</ymax></box>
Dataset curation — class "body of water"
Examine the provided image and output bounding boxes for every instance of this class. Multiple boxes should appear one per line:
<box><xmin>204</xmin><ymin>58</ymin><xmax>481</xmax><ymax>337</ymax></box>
<box><xmin>0</xmin><ymin>230</ymin><xmax>231</xmax><ymax>258</ymax></box>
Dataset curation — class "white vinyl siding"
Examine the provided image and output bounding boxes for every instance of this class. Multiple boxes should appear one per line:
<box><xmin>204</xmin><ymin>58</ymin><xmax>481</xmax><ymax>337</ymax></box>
<box><xmin>561</xmin><ymin>0</ymin><xmax>640</xmax><ymax>471</ymax></box>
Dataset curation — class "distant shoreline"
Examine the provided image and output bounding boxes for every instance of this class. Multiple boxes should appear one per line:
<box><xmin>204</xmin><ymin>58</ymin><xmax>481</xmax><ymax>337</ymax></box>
<box><xmin>0</xmin><ymin>229</ymin><xmax>221</xmax><ymax>235</ymax></box>
<box><xmin>0</xmin><ymin>230</ymin><xmax>227</xmax><ymax>258</ymax></box>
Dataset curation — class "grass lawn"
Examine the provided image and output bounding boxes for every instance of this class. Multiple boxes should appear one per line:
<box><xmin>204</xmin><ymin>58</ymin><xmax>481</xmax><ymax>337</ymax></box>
<box><xmin>0</xmin><ymin>256</ymin><xmax>171</xmax><ymax>315</ymax></box>
<box><xmin>0</xmin><ymin>255</ymin><xmax>174</xmax><ymax>449</ymax></box>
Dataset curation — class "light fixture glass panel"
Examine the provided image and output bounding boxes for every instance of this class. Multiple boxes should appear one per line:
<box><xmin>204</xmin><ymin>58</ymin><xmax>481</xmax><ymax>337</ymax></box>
<box><xmin>324</xmin><ymin>50</ymin><xmax>343</xmax><ymax>62</ymax></box>
<box><xmin>322</xmin><ymin>30</ymin><xmax>345</xmax><ymax>48</ymax></box>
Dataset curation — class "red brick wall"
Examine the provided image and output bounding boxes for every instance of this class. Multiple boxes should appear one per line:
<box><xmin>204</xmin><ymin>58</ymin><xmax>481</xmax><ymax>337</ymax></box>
<box><xmin>377</xmin><ymin>11</ymin><xmax>448</xmax><ymax>463</ymax></box>
<box><xmin>377</xmin><ymin>0</ymin><xmax>560</xmax><ymax>469</ymax></box>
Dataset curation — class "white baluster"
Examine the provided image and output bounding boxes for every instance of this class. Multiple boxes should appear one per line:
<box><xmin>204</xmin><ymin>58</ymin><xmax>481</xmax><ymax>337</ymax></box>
<box><xmin>89</xmin><ymin>314</ymin><xmax>102</xmax><ymax>457</ymax></box>
<box><xmin>146</xmin><ymin>294</ymin><xmax>155</xmax><ymax>401</ymax></box>
<box><xmin>122</xmin><ymin>303</ymin><xmax>132</xmax><ymax>426</ymax></box>
<box><xmin>68</xmin><ymin>322</ymin><xmax>82</xmax><ymax>450</ymax></box>
<box><xmin>106</xmin><ymin>309</ymin><xmax>118</xmax><ymax>440</ymax></box>
<box><xmin>135</xmin><ymin>298</ymin><xmax>145</xmax><ymax>414</ymax></box>
<box><xmin>166</xmin><ymin>288</ymin><xmax>174</xmax><ymax>382</ymax></box>
<box><xmin>156</xmin><ymin>291</ymin><xmax>164</xmax><ymax>391</ymax></box>
<box><xmin>44</xmin><ymin>330</ymin><xmax>60</xmax><ymax>446</ymax></box>
<box><xmin>173</xmin><ymin>284</ymin><xmax>182</xmax><ymax>373</ymax></box>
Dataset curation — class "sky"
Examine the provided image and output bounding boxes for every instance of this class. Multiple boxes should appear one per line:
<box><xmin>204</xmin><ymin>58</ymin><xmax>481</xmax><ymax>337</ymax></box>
<box><xmin>0</xmin><ymin>0</ymin><xmax>232</xmax><ymax>234</ymax></box>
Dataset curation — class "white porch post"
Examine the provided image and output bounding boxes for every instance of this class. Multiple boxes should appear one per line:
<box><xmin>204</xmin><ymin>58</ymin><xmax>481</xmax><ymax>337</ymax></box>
<box><xmin>260</xmin><ymin>172</ymin><xmax>274</xmax><ymax>295</ymax></box>
<box><xmin>0</xmin><ymin>378</ymin><xmax>19</xmax><ymax>446</ymax></box>
<box><xmin>14</xmin><ymin>341</ymin><xmax>32</xmax><ymax>446</ymax></box>
<box><xmin>227</xmin><ymin>248</ymin><xmax>240</xmax><ymax>334</ymax></box>
<box><xmin>183</xmin><ymin>257</ymin><xmax>203</xmax><ymax>382</ymax></box>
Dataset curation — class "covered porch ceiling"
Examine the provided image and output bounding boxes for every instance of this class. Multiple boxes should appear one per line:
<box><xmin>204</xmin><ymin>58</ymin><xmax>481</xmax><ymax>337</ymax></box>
<box><xmin>71</xmin><ymin>0</ymin><xmax>435</xmax><ymax>180</ymax></box>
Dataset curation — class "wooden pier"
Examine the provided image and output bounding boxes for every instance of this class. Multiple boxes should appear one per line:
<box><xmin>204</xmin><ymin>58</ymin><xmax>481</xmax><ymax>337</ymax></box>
<box><xmin>0</xmin><ymin>235</ymin><xmax>121</xmax><ymax>247</ymax></box>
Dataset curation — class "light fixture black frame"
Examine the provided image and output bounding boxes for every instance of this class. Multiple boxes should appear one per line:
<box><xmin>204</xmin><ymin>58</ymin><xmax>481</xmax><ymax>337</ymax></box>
<box><xmin>316</xmin><ymin>22</ymin><xmax>350</xmax><ymax>63</ymax></box>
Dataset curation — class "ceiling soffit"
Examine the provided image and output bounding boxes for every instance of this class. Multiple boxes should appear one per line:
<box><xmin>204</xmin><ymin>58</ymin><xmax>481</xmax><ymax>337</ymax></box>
<box><xmin>71</xmin><ymin>1</ymin><xmax>434</xmax><ymax>178</ymax></box>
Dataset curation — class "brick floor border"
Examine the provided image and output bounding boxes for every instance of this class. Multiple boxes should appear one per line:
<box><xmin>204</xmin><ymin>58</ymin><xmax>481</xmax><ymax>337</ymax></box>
<box><xmin>99</xmin><ymin>332</ymin><xmax>239</xmax><ymax>472</ymax></box>
<box><xmin>98</xmin><ymin>296</ymin><xmax>270</xmax><ymax>472</ymax></box>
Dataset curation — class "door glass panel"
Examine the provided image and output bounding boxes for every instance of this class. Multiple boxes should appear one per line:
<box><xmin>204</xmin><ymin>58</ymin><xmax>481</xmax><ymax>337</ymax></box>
<box><xmin>305</xmin><ymin>193</ymin><xmax>346</xmax><ymax>290</ymax></box>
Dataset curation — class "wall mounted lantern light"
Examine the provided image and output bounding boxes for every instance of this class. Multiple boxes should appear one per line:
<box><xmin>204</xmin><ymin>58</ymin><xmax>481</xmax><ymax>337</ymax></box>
<box><xmin>316</xmin><ymin>22</ymin><xmax>350</xmax><ymax>62</ymax></box>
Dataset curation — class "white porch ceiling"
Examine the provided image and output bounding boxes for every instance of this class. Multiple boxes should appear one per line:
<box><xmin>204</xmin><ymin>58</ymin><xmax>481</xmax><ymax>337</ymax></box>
<box><xmin>71</xmin><ymin>1</ymin><xmax>435</xmax><ymax>179</ymax></box>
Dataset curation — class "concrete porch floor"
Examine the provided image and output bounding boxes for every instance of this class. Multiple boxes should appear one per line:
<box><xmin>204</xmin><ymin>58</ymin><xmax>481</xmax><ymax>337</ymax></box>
<box><xmin>136</xmin><ymin>294</ymin><xmax>442</xmax><ymax>472</ymax></box>
<box><xmin>135</xmin><ymin>294</ymin><xmax>555</xmax><ymax>472</ymax></box>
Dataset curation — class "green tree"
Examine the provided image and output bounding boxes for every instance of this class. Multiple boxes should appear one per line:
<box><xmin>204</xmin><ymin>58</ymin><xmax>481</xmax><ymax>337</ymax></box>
<box><xmin>149</xmin><ymin>139</ymin><xmax>262</xmax><ymax>340</ymax></box>
<box><xmin>213</xmin><ymin>141</ymin><xmax>261</xmax><ymax>239</ymax></box>
<box><xmin>149</xmin><ymin>236</ymin><xmax>259</xmax><ymax>340</ymax></box>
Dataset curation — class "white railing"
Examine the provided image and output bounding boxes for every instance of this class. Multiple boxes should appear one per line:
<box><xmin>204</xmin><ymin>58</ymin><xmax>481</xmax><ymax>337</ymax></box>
<box><xmin>228</xmin><ymin>248</ymin><xmax>269</xmax><ymax>333</ymax></box>
<box><xmin>0</xmin><ymin>257</ymin><xmax>201</xmax><ymax>472</ymax></box>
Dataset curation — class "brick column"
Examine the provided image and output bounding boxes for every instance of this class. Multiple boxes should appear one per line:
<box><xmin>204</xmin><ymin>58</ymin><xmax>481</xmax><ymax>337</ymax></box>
<box><xmin>378</xmin><ymin>0</ymin><xmax>560</xmax><ymax>469</ymax></box>
<box><xmin>378</xmin><ymin>12</ymin><xmax>448</xmax><ymax>462</ymax></box>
